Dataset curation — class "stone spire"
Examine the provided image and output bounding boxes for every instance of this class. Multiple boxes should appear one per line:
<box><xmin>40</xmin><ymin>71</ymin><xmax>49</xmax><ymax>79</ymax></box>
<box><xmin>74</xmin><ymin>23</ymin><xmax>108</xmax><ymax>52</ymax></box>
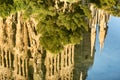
<box><xmin>89</xmin><ymin>4</ymin><xmax>110</xmax><ymax>55</ymax></box>
<box><xmin>98</xmin><ymin>10</ymin><xmax>109</xmax><ymax>52</ymax></box>
<box><xmin>80</xmin><ymin>72</ymin><xmax>83</xmax><ymax>80</ymax></box>
<box><xmin>89</xmin><ymin>4</ymin><xmax>97</xmax><ymax>57</ymax></box>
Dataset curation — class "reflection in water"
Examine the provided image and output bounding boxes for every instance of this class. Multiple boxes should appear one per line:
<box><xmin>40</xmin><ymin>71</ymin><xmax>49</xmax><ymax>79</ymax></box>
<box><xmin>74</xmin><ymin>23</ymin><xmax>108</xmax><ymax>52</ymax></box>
<box><xmin>45</xmin><ymin>45</ymin><xmax>74</xmax><ymax>80</ymax></box>
<box><xmin>87</xmin><ymin>16</ymin><xmax>120</xmax><ymax>80</ymax></box>
<box><xmin>74</xmin><ymin>31</ymin><xmax>93</xmax><ymax>80</ymax></box>
<box><xmin>0</xmin><ymin>4</ymin><xmax>111</xmax><ymax>80</ymax></box>
<box><xmin>89</xmin><ymin>4</ymin><xmax>110</xmax><ymax>56</ymax></box>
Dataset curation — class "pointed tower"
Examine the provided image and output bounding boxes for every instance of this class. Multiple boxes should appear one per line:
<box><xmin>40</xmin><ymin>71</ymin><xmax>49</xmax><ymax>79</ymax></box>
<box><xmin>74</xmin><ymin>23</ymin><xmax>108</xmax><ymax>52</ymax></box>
<box><xmin>98</xmin><ymin>10</ymin><xmax>109</xmax><ymax>52</ymax></box>
<box><xmin>89</xmin><ymin>4</ymin><xmax>110</xmax><ymax>56</ymax></box>
<box><xmin>89</xmin><ymin>4</ymin><xmax>97</xmax><ymax>57</ymax></box>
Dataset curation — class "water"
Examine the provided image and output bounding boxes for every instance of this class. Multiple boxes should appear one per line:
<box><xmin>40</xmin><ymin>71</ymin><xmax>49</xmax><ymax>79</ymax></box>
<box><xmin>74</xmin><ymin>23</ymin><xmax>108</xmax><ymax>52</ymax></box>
<box><xmin>87</xmin><ymin>16</ymin><xmax>120</xmax><ymax>80</ymax></box>
<box><xmin>1</xmin><ymin>0</ymin><xmax>120</xmax><ymax>80</ymax></box>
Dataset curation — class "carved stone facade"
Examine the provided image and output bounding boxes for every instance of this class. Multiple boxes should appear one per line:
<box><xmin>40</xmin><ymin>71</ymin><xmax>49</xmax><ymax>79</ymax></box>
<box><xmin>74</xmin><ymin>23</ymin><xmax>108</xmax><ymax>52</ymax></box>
<box><xmin>45</xmin><ymin>45</ymin><xmax>74</xmax><ymax>80</ymax></box>
<box><xmin>0</xmin><ymin>12</ymin><xmax>93</xmax><ymax>80</ymax></box>
<box><xmin>0</xmin><ymin>12</ymin><xmax>42</xmax><ymax>80</ymax></box>
<box><xmin>0</xmin><ymin>4</ymin><xmax>110</xmax><ymax>79</ymax></box>
<box><xmin>0</xmin><ymin>12</ymin><xmax>75</xmax><ymax>80</ymax></box>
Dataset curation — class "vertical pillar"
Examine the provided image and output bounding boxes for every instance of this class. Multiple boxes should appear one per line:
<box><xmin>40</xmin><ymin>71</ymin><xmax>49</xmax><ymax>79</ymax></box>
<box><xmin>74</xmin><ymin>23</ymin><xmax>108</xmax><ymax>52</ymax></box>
<box><xmin>49</xmin><ymin>57</ymin><xmax>51</xmax><ymax>76</ymax></box>
<box><xmin>54</xmin><ymin>55</ymin><xmax>56</xmax><ymax>75</ymax></box>
<box><xmin>18</xmin><ymin>56</ymin><xmax>21</xmax><ymax>75</ymax></box>
<box><xmin>51</xmin><ymin>57</ymin><xmax>54</xmax><ymax>76</ymax></box>
<box><xmin>15</xmin><ymin>54</ymin><xmax>18</xmax><ymax>74</ymax></box>
<box><xmin>22</xmin><ymin>58</ymin><xmax>25</xmax><ymax>76</ymax></box>
<box><xmin>25</xmin><ymin>58</ymin><xmax>28</xmax><ymax>77</ymax></box>
<box><xmin>80</xmin><ymin>72</ymin><xmax>83</xmax><ymax>80</ymax></box>
<box><xmin>65</xmin><ymin>47</ymin><xmax>67</xmax><ymax>67</ymax></box>
<box><xmin>59</xmin><ymin>53</ymin><xmax>61</xmax><ymax>70</ymax></box>
<box><xmin>46</xmin><ymin>53</ymin><xmax>51</xmax><ymax>80</ymax></box>
<box><xmin>71</xmin><ymin>45</ymin><xmax>74</xmax><ymax>64</ymax></box>
<box><xmin>2</xmin><ymin>50</ymin><xmax>4</xmax><ymax>67</ymax></box>
<box><xmin>47</xmin><ymin>57</ymin><xmax>49</xmax><ymax>77</ymax></box>
<box><xmin>70</xmin><ymin>71</ymin><xmax>73</xmax><ymax>80</ymax></box>
<box><xmin>34</xmin><ymin>58</ymin><xmax>37</xmax><ymax>73</ymax></box>
<box><xmin>5</xmin><ymin>51</ymin><xmax>8</xmax><ymax>68</ymax></box>
<box><xmin>9</xmin><ymin>51</ymin><xmax>11</xmax><ymax>68</ymax></box>
<box><xmin>61</xmin><ymin>51</ymin><xmax>64</xmax><ymax>70</ymax></box>
<box><xmin>0</xmin><ymin>53</ymin><xmax>1</xmax><ymax>66</ymax></box>
<box><xmin>57</xmin><ymin>54</ymin><xmax>59</xmax><ymax>72</ymax></box>
<box><xmin>68</xmin><ymin>45</ymin><xmax>71</xmax><ymax>66</ymax></box>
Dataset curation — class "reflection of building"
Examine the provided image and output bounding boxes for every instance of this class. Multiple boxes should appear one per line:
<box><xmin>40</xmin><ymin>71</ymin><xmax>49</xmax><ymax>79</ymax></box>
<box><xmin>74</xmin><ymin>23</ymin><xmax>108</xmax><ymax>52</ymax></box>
<box><xmin>45</xmin><ymin>45</ymin><xmax>74</xmax><ymax>80</ymax></box>
<box><xmin>0</xmin><ymin>13</ymin><xmax>94</xmax><ymax>80</ymax></box>
<box><xmin>0</xmin><ymin>12</ymin><xmax>42</xmax><ymax>80</ymax></box>
<box><xmin>0</xmin><ymin>5</ymin><xmax>110</xmax><ymax>80</ymax></box>
<box><xmin>98</xmin><ymin>9</ymin><xmax>109</xmax><ymax>51</ymax></box>
<box><xmin>0</xmin><ymin>13</ymin><xmax>75</xmax><ymax>80</ymax></box>
<box><xmin>89</xmin><ymin>4</ymin><xmax>110</xmax><ymax>56</ymax></box>
<box><xmin>74</xmin><ymin>30</ymin><xmax>94</xmax><ymax>80</ymax></box>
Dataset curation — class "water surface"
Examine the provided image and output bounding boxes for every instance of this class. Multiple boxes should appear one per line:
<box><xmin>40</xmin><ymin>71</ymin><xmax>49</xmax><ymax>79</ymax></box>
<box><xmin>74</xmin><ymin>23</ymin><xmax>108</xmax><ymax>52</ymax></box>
<box><xmin>87</xmin><ymin>16</ymin><xmax>120</xmax><ymax>80</ymax></box>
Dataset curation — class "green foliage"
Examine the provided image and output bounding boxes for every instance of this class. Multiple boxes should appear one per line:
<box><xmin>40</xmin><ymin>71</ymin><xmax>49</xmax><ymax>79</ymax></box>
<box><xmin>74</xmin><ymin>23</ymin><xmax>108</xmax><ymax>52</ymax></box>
<box><xmin>90</xmin><ymin>0</ymin><xmax>120</xmax><ymax>16</ymax></box>
<box><xmin>79</xmin><ymin>5</ymin><xmax>92</xmax><ymax>19</ymax></box>
<box><xmin>0</xmin><ymin>0</ymin><xmax>13</xmax><ymax>17</ymax></box>
<box><xmin>36</xmin><ymin>1</ymin><xmax>90</xmax><ymax>53</ymax></box>
<box><xmin>0</xmin><ymin>0</ymin><xmax>90</xmax><ymax>53</ymax></box>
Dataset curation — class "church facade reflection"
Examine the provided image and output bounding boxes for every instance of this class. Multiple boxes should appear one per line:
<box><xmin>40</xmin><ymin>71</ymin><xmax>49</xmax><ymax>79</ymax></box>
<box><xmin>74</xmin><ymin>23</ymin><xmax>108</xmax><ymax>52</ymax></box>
<box><xmin>89</xmin><ymin>4</ymin><xmax>110</xmax><ymax>56</ymax></box>
<box><xmin>0</xmin><ymin>4</ymin><xmax>110</xmax><ymax>80</ymax></box>
<box><xmin>45</xmin><ymin>45</ymin><xmax>74</xmax><ymax>80</ymax></box>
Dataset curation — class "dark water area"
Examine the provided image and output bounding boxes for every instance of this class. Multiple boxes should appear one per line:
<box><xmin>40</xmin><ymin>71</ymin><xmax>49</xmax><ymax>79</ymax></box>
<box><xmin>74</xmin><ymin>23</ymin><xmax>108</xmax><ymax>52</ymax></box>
<box><xmin>87</xmin><ymin>16</ymin><xmax>120</xmax><ymax>80</ymax></box>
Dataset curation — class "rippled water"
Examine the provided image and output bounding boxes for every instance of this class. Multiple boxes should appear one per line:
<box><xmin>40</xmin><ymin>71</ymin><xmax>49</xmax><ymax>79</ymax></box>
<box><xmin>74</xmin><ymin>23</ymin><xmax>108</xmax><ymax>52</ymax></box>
<box><xmin>87</xmin><ymin>16</ymin><xmax>120</xmax><ymax>80</ymax></box>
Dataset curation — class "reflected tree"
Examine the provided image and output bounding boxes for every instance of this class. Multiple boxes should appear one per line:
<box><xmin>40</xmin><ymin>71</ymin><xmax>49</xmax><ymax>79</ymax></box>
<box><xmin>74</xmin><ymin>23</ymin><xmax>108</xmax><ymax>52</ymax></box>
<box><xmin>0</xmin><ymin>0</ymin><xmax>120</xmax><ymax>80</ymax></box>
<box><xmin>0</xmin><ymin>0</ymin><xmax>92</xmax><ymax>53</ymax></box>
<box><xmin>90</xmin><ymin>0</ymin><xmax>120</xmax><ymax>16</ymax></box>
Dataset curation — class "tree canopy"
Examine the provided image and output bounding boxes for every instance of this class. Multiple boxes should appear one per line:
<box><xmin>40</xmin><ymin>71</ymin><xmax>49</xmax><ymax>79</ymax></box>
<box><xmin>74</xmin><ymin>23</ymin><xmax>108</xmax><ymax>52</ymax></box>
<box><xmin>36</xmin><ymin>0</ymin><xmax>90</xmax><ymax>53</ymax></box>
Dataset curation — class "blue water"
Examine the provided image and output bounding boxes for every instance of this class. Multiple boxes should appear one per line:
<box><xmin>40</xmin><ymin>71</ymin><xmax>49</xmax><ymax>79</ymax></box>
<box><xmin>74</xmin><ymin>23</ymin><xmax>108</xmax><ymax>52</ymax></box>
<box><xmin>87</xmin><ymin>16</ymin><xmax>120</xmax><ymax>80</ymax></box>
